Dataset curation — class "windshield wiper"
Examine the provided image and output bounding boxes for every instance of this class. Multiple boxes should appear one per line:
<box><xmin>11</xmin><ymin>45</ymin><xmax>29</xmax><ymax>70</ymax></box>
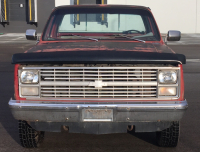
<box><xmin>60</xmin><ymin>34</ymin><xmax>99</xmax><ymax>42</ymax></box>
<box><xmin>130</xmin><ymin>38</ymin><xmax>146</xmax><ymax>43</ymax></box>
<box><xmin>105</xmin><ymin>34</ymin><xmax>145</xmax><ymax>43</ymax></box>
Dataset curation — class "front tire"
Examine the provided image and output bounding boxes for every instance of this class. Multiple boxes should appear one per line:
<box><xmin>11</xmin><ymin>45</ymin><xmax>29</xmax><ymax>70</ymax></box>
<box><xmin>19</xmin><ymin>120</ymin><xmax>45</xmax><ymax>148</ymax></box>
<box><xmin>156</xmin><ymin>121</ymin><xmax>180</xmax><ymax>147</ymax></box>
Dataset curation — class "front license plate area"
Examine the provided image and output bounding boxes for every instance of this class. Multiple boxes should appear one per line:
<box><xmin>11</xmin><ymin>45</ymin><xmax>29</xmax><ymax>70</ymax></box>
<box><xmin>82</xmin><ymin>109</ymin><xmax>113</xmax><ymax>122</ymax></box>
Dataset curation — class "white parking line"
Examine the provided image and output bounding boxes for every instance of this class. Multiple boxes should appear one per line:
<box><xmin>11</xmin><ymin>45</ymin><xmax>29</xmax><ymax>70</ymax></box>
<box><xmin>11</xmin><ymin>37</ymin><xmax>24</xmax><ymax>40</ymax></box>
<box><xmin>187</xmin><ymin>59</ymin><xmax>200</xmax><ymax>62</ymax></box>
<box><xmin>0</xmin><ymin>37</ymin><xmax>24</xmax><ymax>43</ymax></box>
<box><xmin>0</xmin><ymin>33</ymin><xmax>25</xmax><ymax>37</ymax></box>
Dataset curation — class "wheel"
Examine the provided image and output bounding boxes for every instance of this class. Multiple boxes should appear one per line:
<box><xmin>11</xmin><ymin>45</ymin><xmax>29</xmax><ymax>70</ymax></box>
<box><xmin>19</xmin><ymin>120</ymin><xmax>45</xmax><ymax>148</ymax></box>
<box><xmin>156</xmin><ymin>121</ymin><xmax>180</xmax><ymax>147</ymax></box>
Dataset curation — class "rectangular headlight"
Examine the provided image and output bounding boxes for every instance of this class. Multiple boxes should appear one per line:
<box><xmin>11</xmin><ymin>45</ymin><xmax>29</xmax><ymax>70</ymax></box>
<box><xmin>21</xmin><ymin>87</ymin><xmax>39</xmax><ymax>96</ymax></box>
<box><xmin>158</xmin><ymin>71</ymin><xmax>177</xmax><ymax>84</ymax></box>
<box><xmin>158</xmin><ymin>87</ymin><xmax>177</xmax><ymax>96</ymax></box>
<box><xmin>20</xmin><ymin>70</ymin><xmax>39</xmax><ymax>84</ymax></box>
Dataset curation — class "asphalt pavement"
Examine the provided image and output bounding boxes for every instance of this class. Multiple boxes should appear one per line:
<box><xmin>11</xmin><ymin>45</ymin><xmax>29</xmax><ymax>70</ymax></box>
<box><xmin>0</xmin><ymin>34</ymin><xmax>200</xmax><ymax>151</ymax></box>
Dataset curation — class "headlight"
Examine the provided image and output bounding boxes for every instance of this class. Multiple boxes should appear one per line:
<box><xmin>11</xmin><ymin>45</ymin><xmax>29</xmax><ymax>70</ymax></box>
<box><xmin>158</xmin><ymin>71</ymin><xmax>177</xmax><ymax>84</ymax></box>
<box><xmin>20</xmin><ymin>70</ymin><xmax>39</xmax><ymax>84</ymax></box>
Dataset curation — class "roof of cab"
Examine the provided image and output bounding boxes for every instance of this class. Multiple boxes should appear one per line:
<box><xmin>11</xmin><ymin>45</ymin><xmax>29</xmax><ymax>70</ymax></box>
<box><xmin>53</xmin><ymin>4</ymin><xmax>150</xmax><ymax>11</ymax></box>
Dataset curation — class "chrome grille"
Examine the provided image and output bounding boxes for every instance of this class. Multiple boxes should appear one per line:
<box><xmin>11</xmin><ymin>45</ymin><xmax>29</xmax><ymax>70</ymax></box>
<box><xmin>40</xmin><ymin>67</ymin><xmax>157</xmax><ymax>99</ymax></box>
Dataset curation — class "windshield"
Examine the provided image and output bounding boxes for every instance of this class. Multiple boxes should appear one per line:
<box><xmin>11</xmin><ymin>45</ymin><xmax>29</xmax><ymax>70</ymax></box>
<box><xmin>43</xmin><ymin>7</ymin><xmax>161</xmax><ymax>41</ymax></box>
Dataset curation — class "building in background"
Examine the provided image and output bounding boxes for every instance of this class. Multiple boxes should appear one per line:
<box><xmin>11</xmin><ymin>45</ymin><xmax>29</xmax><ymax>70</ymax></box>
<box><xmin>0</xmin><ymin>0</ymin><xmax>55</xmax><ymax>33</ymax></box>
<box><xmin>0</xmin><ymin>0</ymin><xmax>200</xmax><ymax>33</ymax></box>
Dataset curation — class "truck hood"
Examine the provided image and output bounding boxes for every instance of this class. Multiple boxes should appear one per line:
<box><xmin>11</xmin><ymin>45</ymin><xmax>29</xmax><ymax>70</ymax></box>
<box><xmin>26</xmin><ymin>42</ymin><xmax>175</xmax><ymax>54</ymax></box>
<box><xmin>13</xmin><ymin>41</ymin><xmax>186</xmax><ymax>65</ymax></box>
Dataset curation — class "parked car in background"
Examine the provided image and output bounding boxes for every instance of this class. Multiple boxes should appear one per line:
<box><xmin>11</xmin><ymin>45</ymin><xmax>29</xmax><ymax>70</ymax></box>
<box><xmin>9</xmin><ymin>5</ymin><xmax>187</xmax><ymax>148</ymax></box>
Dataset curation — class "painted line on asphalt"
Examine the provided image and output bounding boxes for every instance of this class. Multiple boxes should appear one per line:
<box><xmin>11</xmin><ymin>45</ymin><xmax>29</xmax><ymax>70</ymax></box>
<box><xmin>10</xmin><ymin>37</ymin><xmax>24</xmax><ymax>41</ymax></box>
<box><xmin>0</xmin><ymin>37</ymin><xmax>24</xmax><ymax>43</ymax></box>
<box><xmin>187</xmin><ymin>59</ymin><xmax>200</xmax><ymax>62</ymax></box>
<box><xmin>0</xmin><ymin>33</ymin><xmax>25</xmax><ymax>37</ymax></box>
<box><xmin>168</xmin><ymin>41</ymin><xmax>200</xmax><ymax>45</ymax></box>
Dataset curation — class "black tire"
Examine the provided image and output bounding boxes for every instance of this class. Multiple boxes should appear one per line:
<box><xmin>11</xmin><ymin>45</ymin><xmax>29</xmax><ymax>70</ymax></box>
<box><xmin>156</xmin><ymin>121</ymin><xmax>180</xmax><ymax>147</ymax></box>
<box><xmin>19</xmin><ymin>120</ymin><xmax>45</xmax><ymax>148</ymax></box>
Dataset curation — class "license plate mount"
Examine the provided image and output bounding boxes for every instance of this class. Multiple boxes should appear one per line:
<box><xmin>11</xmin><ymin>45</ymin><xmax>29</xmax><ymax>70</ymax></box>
<box><xmin>82</xmin><ymin>109</ymin><xmax>113</xmax><ymax>122</ymax></box>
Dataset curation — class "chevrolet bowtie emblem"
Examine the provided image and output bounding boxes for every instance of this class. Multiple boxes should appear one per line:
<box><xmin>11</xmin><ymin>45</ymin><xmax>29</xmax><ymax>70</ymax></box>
<box><xmin>89</xmin><ymin>80</ymin><xmax>107</xmax><ymax>88</ymax></box>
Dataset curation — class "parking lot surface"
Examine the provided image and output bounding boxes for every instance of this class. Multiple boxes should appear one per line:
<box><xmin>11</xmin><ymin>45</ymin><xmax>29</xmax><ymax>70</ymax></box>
<box><xmin>0</xmin><ymin>34</ymin><xmax>200</xmax><ymax>151</ymax></box>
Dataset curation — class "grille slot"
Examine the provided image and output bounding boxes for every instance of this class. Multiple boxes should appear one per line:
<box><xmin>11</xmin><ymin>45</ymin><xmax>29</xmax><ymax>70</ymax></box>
<box><xmin>40</xmin><ymin>67</ymin><xmax>157</xmax><ymax>99</ymax></box>
<box><xmin>40</xmin><ymin>86</ymin><xmax>157</xmax><ymax>98</ymax></box>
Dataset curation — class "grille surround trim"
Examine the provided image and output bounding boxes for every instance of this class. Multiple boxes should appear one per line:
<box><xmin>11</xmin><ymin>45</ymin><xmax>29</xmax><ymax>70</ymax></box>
<box><xmin>19</xmin><ymin>66</ymin><xmax>180</xmax><ymax>100</ymax></box>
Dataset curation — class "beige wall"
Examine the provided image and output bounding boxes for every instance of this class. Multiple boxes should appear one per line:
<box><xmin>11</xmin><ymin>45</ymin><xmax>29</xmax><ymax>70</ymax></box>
<box><xmin>197</xmin><ymin>0</ymin><xmax>200</xmax><ymax>33</ymax></box>
<box><xmin>55</xmin><ymin>0</ymin><xmax>71</xmax><ymax>6</ymax></box>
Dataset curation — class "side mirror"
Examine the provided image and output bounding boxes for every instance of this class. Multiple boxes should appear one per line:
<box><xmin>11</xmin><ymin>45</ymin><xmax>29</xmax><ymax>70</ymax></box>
<box><xmin>26</xmin><ymin>29</ymin><xmax>37</xmax><ymax>40</ymax></box>
<box><xmin>167</xmin><ymin>30</ymin><xmax>181</xmax><ymax>41</ymax></box>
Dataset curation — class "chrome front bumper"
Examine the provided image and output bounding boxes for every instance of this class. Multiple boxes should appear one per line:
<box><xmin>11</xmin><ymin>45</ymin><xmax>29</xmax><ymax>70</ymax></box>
<box><xmin>9</xmin><ymin>99</ymin><xmax>188</xmax><ymax>122</ymax></box>
<box><xmin>9</xmin><ymin>99</ymin><xmax>188</xmax><ymax>133</ymax></box>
